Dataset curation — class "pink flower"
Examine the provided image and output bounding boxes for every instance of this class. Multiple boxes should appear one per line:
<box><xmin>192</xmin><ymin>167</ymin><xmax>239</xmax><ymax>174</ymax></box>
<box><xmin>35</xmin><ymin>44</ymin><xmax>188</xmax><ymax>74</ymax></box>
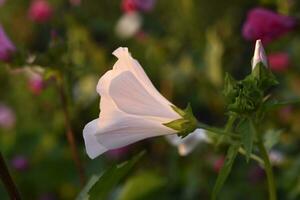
<box><xmin>242</xmin><ymin>8</ymin><xmax>297</xmax><ymax>44</ymax></box>
<box><xmin>268</xmin><ymin>52</ymin><xmax>290</xmax><ymax>72</ymax></box>
<box><xmin>28</xmin><ymin>73</ymin><xmax>44</xmax><ymax>95</ymax></box>
<box><xmin>0</xmin><ymin>25</ymin><xmax>16</xmax><ymax>62</ymax></box>
<box><xmin>11</xmin><ymin>155</ymin><xmax>29</xmax><ymax>171</ymax></box>
<box><xmin>0</xmin><ymin>0</ymin><xmax>6</xmax><ymax>6</ymax></box>
<box><xmin>0</xmin><ymin>104</ymin><xmax>15</xmax><ymax>129</ymax></box>
<box><xmin>122</xmin><ymin>0</ymin><xmax>156</xmax><ymax>13</ymax></box>
<box><xmin>28</xmin><ymin>0</ymin><xmax>53</xmax><ymax>23</ymax></box>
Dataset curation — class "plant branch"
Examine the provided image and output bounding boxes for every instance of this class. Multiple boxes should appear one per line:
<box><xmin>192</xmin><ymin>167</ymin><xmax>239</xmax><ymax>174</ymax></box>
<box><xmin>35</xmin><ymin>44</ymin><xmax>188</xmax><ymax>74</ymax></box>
<box><xmin>0</xmin><ymin>152</ymin><xmax>22</xmax><ymax>200</ymax></box>
<box><xmin>56</xmin><ymin>75</ymin><xmax>86</xmax><ymax>186</ymax></box>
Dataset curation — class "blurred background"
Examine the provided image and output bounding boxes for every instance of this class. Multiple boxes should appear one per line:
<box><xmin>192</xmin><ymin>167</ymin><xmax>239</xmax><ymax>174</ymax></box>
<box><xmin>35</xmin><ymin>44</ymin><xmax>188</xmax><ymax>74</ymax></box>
<box><xmin>1</xmin><ymin>0</ymin><xmax>300</xmax><ymax>199</ymax></box>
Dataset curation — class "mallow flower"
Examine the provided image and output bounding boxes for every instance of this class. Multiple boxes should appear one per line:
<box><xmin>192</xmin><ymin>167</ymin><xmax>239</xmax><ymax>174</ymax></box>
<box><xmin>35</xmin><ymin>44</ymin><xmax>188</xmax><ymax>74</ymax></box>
<box><xmin>83</xmin><ymin>47</ymin><xmax>198</xmax><ymax>159</ymax></box>
<box><xmin>0</xmin><ymin>25</ymin><xmax>16</xmax><ymax>62</ymax></box>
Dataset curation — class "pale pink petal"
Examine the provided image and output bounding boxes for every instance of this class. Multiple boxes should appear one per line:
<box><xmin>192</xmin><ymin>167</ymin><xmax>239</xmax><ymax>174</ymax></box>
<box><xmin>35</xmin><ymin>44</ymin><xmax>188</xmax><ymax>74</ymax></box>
<box><xmin>109</xmin><ymin>71</ymin><xmax>178</xmax><ymax>119</ymax></box>
<box><xmin>166</xmin><ymin>129</ymin><xmax>210</xmax><ymax>156</ymax></box>
<box><xmin>252</xmin><ymin>39</ymin><xmax>268</xmax><ymax>70</ymax></box>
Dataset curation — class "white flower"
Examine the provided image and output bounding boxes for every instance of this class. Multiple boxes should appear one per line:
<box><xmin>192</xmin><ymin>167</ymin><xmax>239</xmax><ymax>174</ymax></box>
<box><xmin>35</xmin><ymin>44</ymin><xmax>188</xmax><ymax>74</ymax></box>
<box><xmin>115</xmin><ymin>12</ymin><xmax>142</xmax><ymax>39</ymax></box>
<box><xmin>166</xmin><ymin>129</ymin><xmax>210</xmax><ymax>156</ymax></box>
<box><xmin>83</xmin><ymin>47</ymin><xmax>184</xmax><ymax>159</ymax></box>
<box><xmin>252</xmin><ymin>39</ymin><xmax>268</xmax><ymax>70</ymax></box>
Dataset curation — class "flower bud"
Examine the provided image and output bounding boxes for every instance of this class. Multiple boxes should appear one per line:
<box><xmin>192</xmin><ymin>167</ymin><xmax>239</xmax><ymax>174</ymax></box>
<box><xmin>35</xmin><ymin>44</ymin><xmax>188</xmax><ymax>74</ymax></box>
<box><xmin>252</xmin><ymin>39</ymin><xmax>268</xmax><ymax>70</ymax></box>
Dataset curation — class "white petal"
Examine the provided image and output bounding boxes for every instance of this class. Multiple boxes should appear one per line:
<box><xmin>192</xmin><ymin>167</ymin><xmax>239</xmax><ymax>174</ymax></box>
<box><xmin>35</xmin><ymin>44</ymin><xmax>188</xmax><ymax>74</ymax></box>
<box><xmin>166</xmin><ymin>129</ymin><xmax>210</xmax><ymax>156</ymax></box>
<box><xmin>83</xmin><ymin>119</ymin><xmax>107</xmax><ymax>159</ymax></box>
<box><xmin>252</xmin><ymin>39</ymin><xmax>268</xmax><ymax>70</ymax></box>
<box><xmin>112</xmin><ymin>47</ymin><xmax>178</xmax><ymax>115</ymax></box>
<box><xmin>83</xmin><ymin>114</ymin><xmax>175</xmax><ymax>158</ymax></box>
<box><xmin>109</xmin><ymin>71</ymin><xmax>179</xmax><ymax>119</ymax></box>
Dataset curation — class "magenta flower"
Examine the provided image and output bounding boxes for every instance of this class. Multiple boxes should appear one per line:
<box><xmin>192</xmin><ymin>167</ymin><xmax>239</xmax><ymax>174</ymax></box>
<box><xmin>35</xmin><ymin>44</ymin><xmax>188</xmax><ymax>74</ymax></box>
<box><xmin>268</xmin><ymin>52</ymin><xmax>290</xmax><ymax>72</ymax></box>
<box><xmin>242</xmin><ymin>8</ymin><xmax>297</xmax><ymax>44</ymax></box>
<box><xmin>0</xmin><ymin>104</ymin><xmax>16</xmax><ymax>129</ymax></box>
<box><xmin>0</xmin><ymin>25</ymin><xmax>16</xmax><ymax>62</ymax></box>
<box><xmin>11</xmin><ymin>155</ymin><xmax>29</xmax><ymax>171</ymax></box>
<box><xmin>106</xmin><ymin>147</ymin><xmax>130</xmax><ymax>160</ymax></box>
<box><xmin>28</xmin><ymin>0</ymin><xmax>53</xmax><ymax>23</ymax></box>
<box><xmin>122</xmin><ymin>0</ymin><xmax>156</xmax><ymax>13</ymax></box>
<box><xmin>28</xmin><ymin>73</ymin><xmax>44</xmax><ymax>95</ymax></box>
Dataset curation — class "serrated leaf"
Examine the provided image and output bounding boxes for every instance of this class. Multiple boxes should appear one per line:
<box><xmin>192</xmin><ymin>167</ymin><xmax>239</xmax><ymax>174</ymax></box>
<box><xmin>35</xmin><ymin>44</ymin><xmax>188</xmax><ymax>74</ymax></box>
<box><xmin>78</xmin><ymin>151</ymin><xmax>145</xmax><ymax>200</ymax></box>
<box><xmin>118</xmin><ymin>171</ymin><xmax>167</xmax><ymax>200</ymax></box>
<box><xmin>252</xmin><ymin>63</ymin><xmax>279</xmax><ymax>91</ymax></box>
<box><xmin>237</xmin><ymin>118</ymin><xmax>255</xmax><ymax>162</ymax></box>
<box><xmin>212</xmin><ymin>145</ymin><xmax>239</xmax><ymax>200</ymax></box>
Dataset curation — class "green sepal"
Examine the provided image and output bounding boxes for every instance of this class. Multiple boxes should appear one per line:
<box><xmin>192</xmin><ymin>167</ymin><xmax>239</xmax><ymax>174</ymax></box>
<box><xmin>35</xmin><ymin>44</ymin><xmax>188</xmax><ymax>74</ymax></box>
<box><xmin>163</xmin><ymin>103</ymin><xmax>197</xmax><ymax>138</ymax></box>
<box><xmin>252</xmin><ymin>62</ymin><xmax>279</xmax><ymax>91</ymax></box>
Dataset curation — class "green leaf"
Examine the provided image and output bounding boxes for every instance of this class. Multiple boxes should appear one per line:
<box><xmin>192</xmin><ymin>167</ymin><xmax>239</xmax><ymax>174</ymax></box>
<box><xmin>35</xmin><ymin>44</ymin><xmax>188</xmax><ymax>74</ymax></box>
<box><xmin>212</xmin><ymin>145</ymin><xmax>239</xmax><ymax>200</ymax></box>
<box><xmin>76</xmin><ymin>175</ymin><xmax>101</xmax><ymax>200</ymax></box>
<box><xmin>77</xmin><ymin>151</ymin><xmax>145</xmax><ymax>200</ymax></box>
<box><xmin>264</xmin><ymin>129</ymin><xmax>282</xmax><ymax>151</ymax></box>
<box><xmin>237</xmin><ymin>118</ymin><xmax>255</xmax><ymax>162</ymax></box>
<box><xmin>263</xmin><ymin>98</ymin><xmax>300</xmax><ymax>111</ymax></box>
<box><xmin>118</xmin><ymin>171</ymin><xmax>167</xmax><ymax>200</ymax></box>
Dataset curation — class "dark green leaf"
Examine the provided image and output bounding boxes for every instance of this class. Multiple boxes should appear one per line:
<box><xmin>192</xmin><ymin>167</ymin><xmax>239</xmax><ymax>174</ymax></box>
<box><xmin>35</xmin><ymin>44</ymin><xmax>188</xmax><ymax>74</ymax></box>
<box><xmin>82</xmin><ymin>151</ymin><xmax>145</xmax><ymax>200</ymax></box>
<box><xmin>238</xmin><ymin>118</ymin><xmax>255</xmax><ymax>162</ymax></box>
<box><xmin>118</xmin><ymin>171</ymin><xmax>167</xmax><ymax>200</ymax></box>
<box><xmin>212</xmin><ymin>145</ymin><xmax>239</xmax><ymax>200</ymax></box>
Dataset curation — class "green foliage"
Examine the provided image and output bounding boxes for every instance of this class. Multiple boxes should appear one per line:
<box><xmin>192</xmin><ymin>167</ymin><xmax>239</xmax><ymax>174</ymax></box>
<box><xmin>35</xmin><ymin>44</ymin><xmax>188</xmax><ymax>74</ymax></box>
<box><xmin>163</xmin><ymin>104</ymin><xmax>198</xmax><ymax>138</ymax></box>
<box><xmin>77</xmin><ymin>151</ymin><xmax>145</xmax><ymax>200</ymax></box>
<box><xmin>117</xmin><ymin>171</ymin><xmax>167</xmax><ymax>200</ymax></box>
<box><xmin>212</xmin><ymin>145</ymin><xmax>239</xmax><ymax>200</ymax></box>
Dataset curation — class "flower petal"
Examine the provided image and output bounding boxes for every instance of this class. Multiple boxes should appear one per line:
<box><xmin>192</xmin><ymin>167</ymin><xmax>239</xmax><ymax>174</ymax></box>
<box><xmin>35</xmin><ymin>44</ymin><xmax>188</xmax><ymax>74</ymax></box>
<box><xmin>109</xmin><ymin>70</ymin><xmax>179</xmax><ymax>119</ymax></box>
<box><xmin>166</xmin><ymin>129</ymin><xmax>210</xmax><ymax>156</ymax></box>
<box><xmin>83</xmin><ymin>119</ymin><xmax>108</xmax><ymax>159</ymax></box>
<box><xmin>83</xmin><ymin>113</ymin><xmax>175</xmax><ymax>158</ymax></box>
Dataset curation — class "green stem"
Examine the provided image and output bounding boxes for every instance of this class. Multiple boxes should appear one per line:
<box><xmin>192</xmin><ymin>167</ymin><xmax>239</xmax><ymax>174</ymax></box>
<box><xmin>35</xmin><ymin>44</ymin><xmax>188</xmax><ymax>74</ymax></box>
<box><xmin>197</xmin><ymin>122</ymin><xmax>240</xmax><ymax>139</ymax></box>
<box><xmin>251</xmin><ymin>119</ymin><xmax>277</xmax><ymax>200</ymax></box>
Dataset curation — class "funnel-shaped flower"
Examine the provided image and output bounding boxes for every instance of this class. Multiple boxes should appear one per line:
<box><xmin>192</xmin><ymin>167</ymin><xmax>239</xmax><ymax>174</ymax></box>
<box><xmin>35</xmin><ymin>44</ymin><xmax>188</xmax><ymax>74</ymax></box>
<box><xmin>83</xmin><ymin>47</ymin><xmax>196</xmax><ymax>159</ymax></box>
<box><xmin>252</xmin><ymin>40</ymin><xmax>268</xmax><ymax>70</ymax></box>
<box><xmin>166</xmin><ymin>129</ymin><xmax>210</xmax><ymax>156</ymax></box>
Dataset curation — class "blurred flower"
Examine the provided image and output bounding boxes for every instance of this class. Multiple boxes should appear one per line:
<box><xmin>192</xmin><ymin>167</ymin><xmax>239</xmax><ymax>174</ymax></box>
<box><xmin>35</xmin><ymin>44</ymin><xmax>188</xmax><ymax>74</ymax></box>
<box><xmin>115</xmin><ymin>12</ymin><xmax>142</xmax><ymax>39</ymax></box>
<box><xmin>69</xmin><ymin>0</ymin><xmax>81</xmax><ymax>6</ymax></box>
<box><xmin>122</xmin><ymin>0</ymin><xmax>156</xmax><ymax>13</ymax></box>
<box><xmin>269</xmin><ymin>150</ymin><xmax>285</xmax><ymax>166</ymax></box>
<box><xmin>83</xmin><ymin>47</ymin><xmax>193</xmax><ymax>159</ymax></box>
<box><xmin>242</xmin><ymin>7</ymin><xmax>296</xmax><ymax>44</ymax></box>
<box><xmin>28</xmin><ymin>73</ymin><xmax>44</xmax><ymax>95</ymax></box>
<box><xmin>252</xmin><ymin>39</ymin><xmax>268</xmax><ymax>70</ymax></box>
<box><xmin>73</xmin><ymin>75</ymin><xmax>98</xmax><ymax>106</ymax></box>
<box><xmin>0</xmin><ymin>25</ymin><xmax>16</xmax><ymax>62</ymax></box>
<box><xmin>28</xmin><ymin>0</ymin><xmax>53</xmax><ymax>23</ymax></box>
<box><xmin>213</xmin><ymin>155</ymin><xmax>225</xmax><ymax>173</ymax></box>
<box><xmin>106</xmin><ymin>146</ymin><xmax>130</xmax><ymax>159</ymax></box>
<box><xmin>0</xmin><ymin>0</ymin><xmax>6</xmax><ymax>6</ymax></box>
<box><xmin>0</xmin><ymin>104</ymin><xmax>16</xmax><ymax>129</ymax></box>
<box><xmin>268</xmin><ymin>52</ymin><xmax>290</xmax><ymax>72</ymax></box>
<box><xmin>11</xmin><ymin>155</ymin><xmax>29</xmax><ymax>171</ymax></box>
<box><xmin>166</xmin><ymin>129</ymin><xmax>210</xmax><ymax>156</ymax></box>
<box><xmin>248</xmin><ymin>165</ymin><xmax>265</xmax><ymax>184</ymax></box>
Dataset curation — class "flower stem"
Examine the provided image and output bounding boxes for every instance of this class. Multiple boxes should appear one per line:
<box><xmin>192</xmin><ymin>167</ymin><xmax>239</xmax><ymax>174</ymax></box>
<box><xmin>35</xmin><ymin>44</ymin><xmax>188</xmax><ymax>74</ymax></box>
<box><xmin>250</xmin><ymin>119</ymin><xmax>277</xmax><ymax>200</ymax></box>
<box><xmin>0</xmin><ymin>152</ymin><xmax>22</xmax><ymax>200</ymax></box>
<box><xmin>56</xmin><ymin>76</ymin><xmax>86</xmax><ymax>186</ymax></box>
